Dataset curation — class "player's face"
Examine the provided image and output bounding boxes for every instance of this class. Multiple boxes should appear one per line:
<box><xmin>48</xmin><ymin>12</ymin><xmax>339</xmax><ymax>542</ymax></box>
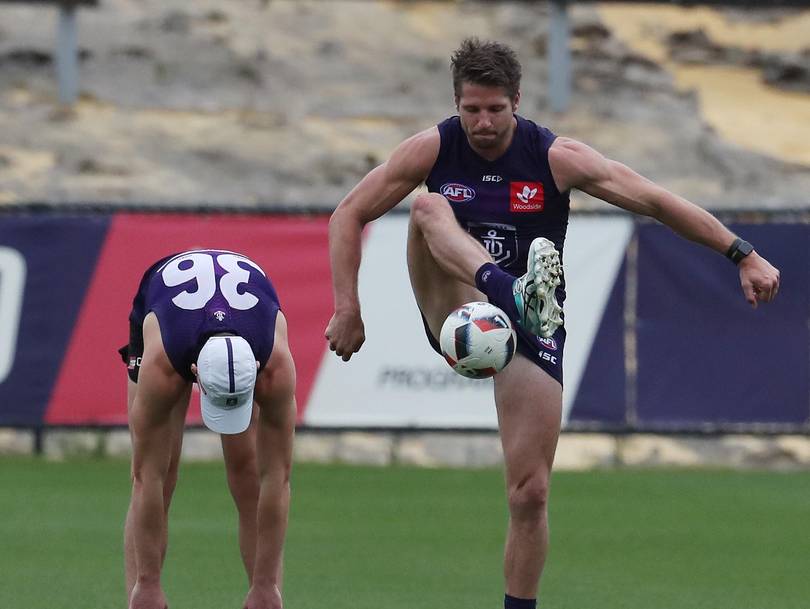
<box><xmin>456</xmin><ymin>82</ymin><xmax>519</xmax><ymax>154</ymax></box>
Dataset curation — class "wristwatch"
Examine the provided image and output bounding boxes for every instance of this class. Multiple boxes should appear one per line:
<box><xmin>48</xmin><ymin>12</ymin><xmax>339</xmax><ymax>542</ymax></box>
<box><xmin>726</xmin><ymin>237</ymin><xmax>754</xmax><ymax>265</ymax></box>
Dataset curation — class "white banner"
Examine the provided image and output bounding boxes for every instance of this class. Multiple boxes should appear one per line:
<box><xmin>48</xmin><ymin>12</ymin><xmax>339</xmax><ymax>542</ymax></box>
<box><xmin>304</xmin><ymin>215</ymin><xmax>633</xmax><ymax>428</ymax></box>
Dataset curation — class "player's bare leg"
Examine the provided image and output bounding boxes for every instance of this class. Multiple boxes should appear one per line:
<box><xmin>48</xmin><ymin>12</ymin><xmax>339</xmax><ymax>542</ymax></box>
<box><xmin>408</xmin><ymin>192</ymin><xmax>492</xmax><ymax>290</ymax></box>
<box><xmin>409</xmin><ymin>189</ymin><xmax>562</xmax><ymax>602</ymax></box>
<box><xmin>124</xmin><ymin>363</ymin><xmax>190</xmax><ymax>604</ymax></box>
<box><xmin>407</xmin><ymin>193</ymin><xmax>488</xmax><ymax>327</ymax></box>
<box><xmin>242</xmin><ymin>312</ymin><xmax>296</xmax><ymax>609</ymax></box>
<box><xmin>221</xmin><ymin>410</ymin><xmax>260</xmax><ymax>584</ymax></box>
<box><xmin>127</xmin><ymin>313</ymin><xmax>191</xmax><ymax>609</ymax></box>
<box><xmin>410</xmin><ymin>192</ymin><xmax>562</xmax><ymax>339</ymax></box>
<box><xmin>495</xmin><ymin>359</ymin><xmax>562</xmax><ymax>600</ymax></box>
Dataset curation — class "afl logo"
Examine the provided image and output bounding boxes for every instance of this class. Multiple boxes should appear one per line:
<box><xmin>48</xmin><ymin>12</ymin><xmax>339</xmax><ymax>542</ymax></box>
<box><xmin>538</xmin><ymin>337</ymin><xmax>558</xmax><ymax>351</ymax></box>
<box><xmin>440</xmin><ymin>182</ymin><xmax>476</xmax><ymax>203</ymax></box>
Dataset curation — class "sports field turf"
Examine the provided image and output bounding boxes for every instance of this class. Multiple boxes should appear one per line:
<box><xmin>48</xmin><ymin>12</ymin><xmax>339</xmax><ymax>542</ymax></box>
<box><xmin>1</xmin><ymin>457</ymin><xmax>808</xmax><ymax>609</ymax></box>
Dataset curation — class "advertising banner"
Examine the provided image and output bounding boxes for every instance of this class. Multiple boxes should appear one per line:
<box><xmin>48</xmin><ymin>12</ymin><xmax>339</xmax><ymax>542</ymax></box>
<box><xmin>0</xmin><ymin>210</ymin><xmax>806</xmax><ymax>431</ymax></box>
<box><xmin>304</xmin><ymin>214</ymin><xmax>634</xmax><ymax>428</ymax></box>
<box><xmin>635</xmin><ymin>222</ymin><xmax>809</xmax><ymax>429</ymax></box>
<box><xmin>0</xmin><ymin>212</ymin><xmax>332</xmax><ymax>426</ymax></box>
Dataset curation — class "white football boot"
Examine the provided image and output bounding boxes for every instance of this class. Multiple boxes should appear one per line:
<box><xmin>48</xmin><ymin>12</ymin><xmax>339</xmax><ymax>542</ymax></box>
<box><xmin>512</xmin><ymin>237</ymin><xmax>563</xmax><ymax>338</ymax></box>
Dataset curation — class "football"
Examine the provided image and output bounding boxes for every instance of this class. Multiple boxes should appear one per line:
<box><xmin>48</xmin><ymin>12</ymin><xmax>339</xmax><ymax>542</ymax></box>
<box><xmin>439</xmin><ymin>301</ymin><xmax>517</xmax><ymax>379</ymax></box>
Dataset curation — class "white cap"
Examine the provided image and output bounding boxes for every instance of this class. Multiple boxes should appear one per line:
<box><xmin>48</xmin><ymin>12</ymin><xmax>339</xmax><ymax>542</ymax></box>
<box><xmin>196</xmin><ymin>336</ymin><xmax>257</xmax><ymax>435</ymax></box>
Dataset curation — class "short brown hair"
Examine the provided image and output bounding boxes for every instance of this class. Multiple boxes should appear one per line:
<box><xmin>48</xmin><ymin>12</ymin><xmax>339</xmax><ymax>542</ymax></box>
<box><xmin>451</xmin><ymin>37</ymin><xmax>522</xmax><ymax>100</ymax></box>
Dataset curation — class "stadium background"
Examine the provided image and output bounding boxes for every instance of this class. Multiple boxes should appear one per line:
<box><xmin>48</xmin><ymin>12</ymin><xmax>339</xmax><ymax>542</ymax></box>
<box><xmin>1</xmin><ymin>3</ymin><xmax>809</xmax><ymax>608</ymax></box>
<box><xmin>1</xmin><ymin>0</ymin><xmax>808</xmax><ymax>454</ymax></box>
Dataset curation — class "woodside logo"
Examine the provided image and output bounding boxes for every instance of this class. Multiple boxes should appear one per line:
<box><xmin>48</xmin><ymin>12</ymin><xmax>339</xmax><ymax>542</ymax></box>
<box><xmin>510</xmin><ymin>181</ymin><xmax>544</xmax><ymax>212</ymax></box>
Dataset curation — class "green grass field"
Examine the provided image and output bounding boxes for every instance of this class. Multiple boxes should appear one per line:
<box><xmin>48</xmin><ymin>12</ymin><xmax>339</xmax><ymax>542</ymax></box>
<box><xmin>1</xmin><ymin>458</ymin><xmax>808</xmax><ymax>609</ymax></box>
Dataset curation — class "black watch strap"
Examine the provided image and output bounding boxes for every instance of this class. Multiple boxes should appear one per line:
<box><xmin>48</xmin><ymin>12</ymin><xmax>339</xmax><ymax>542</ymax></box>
<box><xmin>726</xmin><ymin>238</ymin><xmax>754</xmax><ymax>265</ymax></box>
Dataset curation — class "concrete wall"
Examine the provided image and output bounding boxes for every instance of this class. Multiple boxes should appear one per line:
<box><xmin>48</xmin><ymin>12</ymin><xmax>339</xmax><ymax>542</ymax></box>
<box><xmin>2</xmin><ymin>428</ymin><xmax>810</xmax><ymax>470</ymax></box>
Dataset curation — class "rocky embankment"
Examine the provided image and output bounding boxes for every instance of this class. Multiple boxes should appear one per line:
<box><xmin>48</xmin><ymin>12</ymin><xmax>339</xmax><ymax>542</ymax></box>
<box><xmin>0</xmin><ymin>1</ymin><xmax>808</xmax><ymax>210</ymax></box>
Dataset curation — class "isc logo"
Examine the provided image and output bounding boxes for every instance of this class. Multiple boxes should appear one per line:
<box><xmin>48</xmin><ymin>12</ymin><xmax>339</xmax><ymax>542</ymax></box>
<box><xmin>440</xmin><ymin>182</ymin><xmax>476</xmax><ymax>202</ymax></box>
<box><xmin>539</xmin><ymin>351</ymin><xmax>558</xmax><ymax>364</ymax></box>
<box><xmin>482</xmin><ymin>175</ymin><xmax>503</xmax><ymax>182</ymax></box>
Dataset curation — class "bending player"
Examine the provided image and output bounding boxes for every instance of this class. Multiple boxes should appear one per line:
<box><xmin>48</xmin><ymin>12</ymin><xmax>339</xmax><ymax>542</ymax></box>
<box><xmin>120</xmin><ymin>249</ymin><xmax>296</xmax><ymax>609</ymax></box>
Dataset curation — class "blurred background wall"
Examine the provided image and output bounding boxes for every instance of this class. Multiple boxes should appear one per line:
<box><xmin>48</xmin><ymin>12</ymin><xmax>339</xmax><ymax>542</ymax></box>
<box><xmin>1</xmin><ymin>1</ymin><xmax>808</xmax><ymax>464</ymax></box>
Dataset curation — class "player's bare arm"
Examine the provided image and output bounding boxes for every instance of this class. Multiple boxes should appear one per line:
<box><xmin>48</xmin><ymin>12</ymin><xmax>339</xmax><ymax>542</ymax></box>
<box><xmin>326</xmin><ymin>127</ymin><xmax>440</xmax><ymax>360</ymax></box>
<box><xmin>549</xmin><ymin>137</ymin><xmax>780</xmax><ymax>307</ymax></box>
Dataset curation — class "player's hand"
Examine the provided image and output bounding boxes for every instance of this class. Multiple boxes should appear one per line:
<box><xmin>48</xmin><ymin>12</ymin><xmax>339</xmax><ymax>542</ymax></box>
<box><xmin>243</xmin><ymin>584</ymin><xmax>282</xmax><ymax>609</ymax></box>
<box><xmin>738</xmin><ymin>251</ymin><xmax>780</xmax><ymax>309</ymax></box>
<box><xmin>325</xmin><ymin>308</ymin><xmax>365</xmax><ymax>361</ymax></box>
<box><xmin>129</xmin><ymin>581</ymin><xmax>168</xmax><ymax>609</ymax></box>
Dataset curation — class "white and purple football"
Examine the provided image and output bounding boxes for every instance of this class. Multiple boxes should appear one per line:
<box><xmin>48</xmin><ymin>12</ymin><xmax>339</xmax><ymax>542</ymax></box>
<box><xmin>439</xmin><ymin>302</ymin><xmax>516</xmax><ymax>379</ymax></box>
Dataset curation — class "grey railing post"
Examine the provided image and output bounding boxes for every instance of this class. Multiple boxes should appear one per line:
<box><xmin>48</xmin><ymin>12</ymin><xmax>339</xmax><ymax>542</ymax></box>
<box><xmin>548</xmin><ymin>0</ymin><xmax>571</xmax><ymax>114</ymax></box>
<box><xmin>56</xmin><ymin>2</ymin><xmax>79</xmax><ymax>105</ymax></box>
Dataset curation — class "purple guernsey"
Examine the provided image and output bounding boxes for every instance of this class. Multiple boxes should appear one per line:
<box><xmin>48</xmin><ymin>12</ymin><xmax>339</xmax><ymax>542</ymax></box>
<box><xmin>426</xmin><ymin>114</ymin><xmax>570</xmax><ymax>303</ymax></box>
<box><xmin>129</xmin><ymin>249</ymin><xmax>280</xmax><ymax>381</ymax></box>
<box><xmin>425</xmin><ymin>115</ymin><xmax>570</xmax><ymax>383</ymax></box>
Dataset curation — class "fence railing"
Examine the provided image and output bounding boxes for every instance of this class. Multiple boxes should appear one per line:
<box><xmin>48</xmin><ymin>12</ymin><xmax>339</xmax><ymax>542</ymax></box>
<box><xmin>0</xmin><ymin>0</ymin><xmax>99</xmax><ymax>104</ymax></box>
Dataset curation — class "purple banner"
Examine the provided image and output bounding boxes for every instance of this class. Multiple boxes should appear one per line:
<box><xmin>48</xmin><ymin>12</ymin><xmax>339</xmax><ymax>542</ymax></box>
<box><xmin>635</xmin><ymin>222</ymin><xmax>809</xmax><ymax>430</ymax></box>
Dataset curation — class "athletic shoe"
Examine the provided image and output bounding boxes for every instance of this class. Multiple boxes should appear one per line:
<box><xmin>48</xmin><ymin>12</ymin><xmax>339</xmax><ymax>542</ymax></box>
<box><xmin>512</xmin><ymin>237</ymin><xmax>563</xmax><ymax>338</ymax></box>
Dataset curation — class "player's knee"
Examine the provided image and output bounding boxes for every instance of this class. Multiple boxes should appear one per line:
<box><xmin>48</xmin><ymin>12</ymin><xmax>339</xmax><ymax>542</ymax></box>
<box><xmin>256</xmin><ymin>349</ymin><xmax>297</xmax><ymax>417</ymax></box>
<box><xmin>162</xmin><ymin>467</ymin><xmax>179</xmax><ymax>505</ymax></box>
<box><xmin>226</xmin><ymin>452</ymin><xmax>259</xmax><ymax>484</ymax></box>
<box><xmin>507</xmin><ymin>473</ymin><xmax>549</xmax><ymax>521</ymax></box>
<box><xmin>410</xmin><ymin>193</ymin><xmax>450</xmax><ymax>228</ymax></box>
<box><xmin>225</xmin><ymin>454</ymin><xmax>259</xmax><ymax>505</ymax></box>
<box><xmin>131</xmin><ymin>464</ymin><xmax>169</xmax><ymax>494</ymax></box>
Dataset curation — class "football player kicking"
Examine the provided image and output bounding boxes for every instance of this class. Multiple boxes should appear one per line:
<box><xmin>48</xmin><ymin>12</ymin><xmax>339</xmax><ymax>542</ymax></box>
<box><xmin>325</xmin><ymin>38</ymin><xmax>780</xmax><ymax>609</ymax></box>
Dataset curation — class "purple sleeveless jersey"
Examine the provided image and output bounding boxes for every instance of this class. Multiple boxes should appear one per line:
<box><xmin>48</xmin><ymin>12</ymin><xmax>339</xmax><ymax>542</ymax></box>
<box><xmin>424</xmin><ymin>115</ymin><xmax>570</xmax><ymax>383</ymax></box>
<box><xmin>130</xmin><ymin>249</ymin><xmax>280</xmax><ymax>381</ymax></box>
<box><xmin>426</xmin><ymin>115</ymin><xmax>570</xmax><ymax>285</ymax></box>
